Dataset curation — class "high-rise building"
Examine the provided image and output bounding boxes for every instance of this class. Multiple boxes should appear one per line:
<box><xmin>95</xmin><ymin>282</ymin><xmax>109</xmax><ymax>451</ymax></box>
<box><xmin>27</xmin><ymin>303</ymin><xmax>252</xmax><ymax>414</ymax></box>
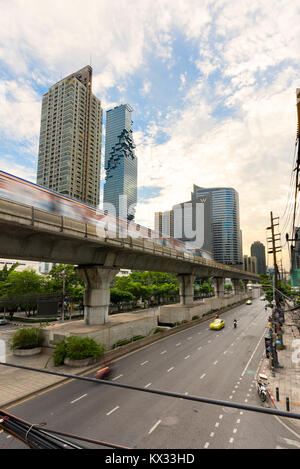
<box><xmin>37</xmin><ymin>66</ymin><xmax>103</xmax><ymax>207</ymax></box>
<box><xmin>243</xmin><ymin>255</ymin><xmax>257</xmax><ymax>274</ymax></box>
<box><xmin>154</xmin><ymin>195</ymin><xmax>212</xmax><ymax>256</ymax></box>
<box><xmin>191</xmin><ymin>185</ymin><xmax>242</xmax><ymax>266</ymax></box>
<box><xmin>103</xmin><ymin>104</ymin><xmax>137</xmax><ymax>221</ymax></box>
<box><xmin>154</xmin><ymin>210</ymin><xmax>174</xmax><ymax>237</ymax></box>
<box><xmin>250</xmin><ymin>241</ymin><xmax>267</xmax><ymax>275</ymax></box>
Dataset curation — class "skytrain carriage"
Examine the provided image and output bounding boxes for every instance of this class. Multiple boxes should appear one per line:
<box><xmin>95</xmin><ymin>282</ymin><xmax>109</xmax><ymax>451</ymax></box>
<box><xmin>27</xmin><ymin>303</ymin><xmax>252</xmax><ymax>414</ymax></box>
<box><xmin>0</xmin><ymin>170</ymin><xmax>202</xmax><ymax>259</ymax></box>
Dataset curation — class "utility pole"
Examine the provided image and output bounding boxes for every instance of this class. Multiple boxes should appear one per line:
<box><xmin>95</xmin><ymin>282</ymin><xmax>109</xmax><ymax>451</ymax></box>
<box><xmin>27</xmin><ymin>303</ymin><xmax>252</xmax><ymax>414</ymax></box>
<box><xmin>267</xmin><ymin>212</ymin><xmax>281</xmax><ymax>307</ymax></box>
<box><xmin>266</xmin><ymin>212</ymin><xmax>282</xmax><ymax>375</ymax></box>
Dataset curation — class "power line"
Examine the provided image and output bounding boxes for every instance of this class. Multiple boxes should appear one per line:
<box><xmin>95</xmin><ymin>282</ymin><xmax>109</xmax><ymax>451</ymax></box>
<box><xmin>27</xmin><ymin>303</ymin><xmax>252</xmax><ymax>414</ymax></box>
<box><xmin>0</xmin><ymin>362</ymin><xmax>300</xmax><ymax>424</ymax></box>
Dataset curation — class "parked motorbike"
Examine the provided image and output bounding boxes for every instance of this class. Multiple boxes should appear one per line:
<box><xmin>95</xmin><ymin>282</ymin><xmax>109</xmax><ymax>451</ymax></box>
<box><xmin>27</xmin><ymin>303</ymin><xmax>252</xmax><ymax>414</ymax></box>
<box><xmin>257</xmin><ymin>374</ymin><xmax>268</xmax><ymax>402</ymax></box>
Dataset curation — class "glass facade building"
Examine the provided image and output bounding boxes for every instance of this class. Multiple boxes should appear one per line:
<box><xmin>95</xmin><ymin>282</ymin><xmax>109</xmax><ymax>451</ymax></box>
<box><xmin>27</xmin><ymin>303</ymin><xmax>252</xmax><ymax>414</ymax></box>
<box><xmin>192</xmin><ymin>185</ymin><xmax>242</xmax><ymax>266</ymax></box>
<box><xmin>250</xmin><ymin>241</ymin><xmax>267</xmax><ymax>275</ymax></box>
<box><xmin>37</xmin><ymin>66</ymin><xmax>103</xmax><ymax>207</ymax></box>
<box><xmin>103</xmin><ymin>104</ymin><xmax>137</xmax><ymax>221</ymax></box>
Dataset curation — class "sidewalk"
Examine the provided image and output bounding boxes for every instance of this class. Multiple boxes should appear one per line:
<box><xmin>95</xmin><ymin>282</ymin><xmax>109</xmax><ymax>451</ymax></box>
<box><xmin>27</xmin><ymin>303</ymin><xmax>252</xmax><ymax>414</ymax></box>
<box><xmin>0</xmin><ymin>346</ymin><xmax>96</xmax><ymax>409</ymax></box>
<box><xmin>257</xmin><ymin>309</ymin><xmax>300</xmax><ymax>429</ymax></box>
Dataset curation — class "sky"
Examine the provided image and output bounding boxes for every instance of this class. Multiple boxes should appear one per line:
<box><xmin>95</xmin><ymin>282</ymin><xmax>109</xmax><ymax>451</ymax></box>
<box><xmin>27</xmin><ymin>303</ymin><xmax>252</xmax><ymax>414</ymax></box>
<box><xmin>1</xmin><ymin>0</ymin><xmax>300</xmax><ymax>271</ymax></box>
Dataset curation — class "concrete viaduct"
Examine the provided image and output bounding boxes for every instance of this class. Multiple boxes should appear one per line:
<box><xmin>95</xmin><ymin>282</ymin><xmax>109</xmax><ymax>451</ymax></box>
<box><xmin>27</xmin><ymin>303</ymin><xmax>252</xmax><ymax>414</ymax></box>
<box><xmin>0</xmin><ymin>198</ymin><xmax>259</xmax><ymax>328</ymax></box>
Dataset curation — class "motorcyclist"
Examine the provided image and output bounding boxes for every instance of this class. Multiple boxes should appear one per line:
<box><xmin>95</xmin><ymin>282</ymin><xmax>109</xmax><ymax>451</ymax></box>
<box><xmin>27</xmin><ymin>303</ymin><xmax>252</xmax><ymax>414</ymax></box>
<box><xmin>233</xmin><ymin>319</ymin><xmax>237</xmax><ymax>328</ymax></box>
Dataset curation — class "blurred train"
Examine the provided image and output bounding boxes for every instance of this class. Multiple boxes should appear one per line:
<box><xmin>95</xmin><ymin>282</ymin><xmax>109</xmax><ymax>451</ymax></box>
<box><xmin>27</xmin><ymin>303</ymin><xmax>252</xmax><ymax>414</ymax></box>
<box><xmin>0</xmin><ymin>171</ymin><xmax>210</xmax><ymax>259</ymax></box>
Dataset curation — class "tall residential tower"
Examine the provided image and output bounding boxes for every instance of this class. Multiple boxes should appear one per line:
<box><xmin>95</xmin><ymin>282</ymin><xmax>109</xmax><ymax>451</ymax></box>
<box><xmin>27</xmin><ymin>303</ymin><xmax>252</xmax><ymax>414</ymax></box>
<box><xmin>37</xmin><ymin>66</ymin><xmax>103</xmax><ymax>207</ymax></box>
<box><xmin>103</xmin><ymin>104</ymin><xmax>137</xmax><ymax>221</ymax></box>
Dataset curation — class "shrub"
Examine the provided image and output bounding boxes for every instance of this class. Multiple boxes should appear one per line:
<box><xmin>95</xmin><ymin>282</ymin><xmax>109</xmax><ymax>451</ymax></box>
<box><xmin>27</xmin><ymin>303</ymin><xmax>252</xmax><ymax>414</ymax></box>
<box><xmin>192</xmin><ymin>315</ymin><xmax>200</xmax><ymax>320</ymax></box>
<box><xmin>112</xmin><ymin>335</ymin><xmax>145</xmax><ymax>349</ymax></box>
<box><xmin>9</xmin><ymin>327</ymin><xmax>44</xmax><ymax>350</ymax></box>
<box><xmin>153</xmin><ymin>327</ymin><xmax>164</xmax><ymax>334</ymax></box>
<box><xmin>52</xmin><ymin>339</ymin><xmax>67</xmax><ymax>367</ymax></box>
<box><xmin>52</xmin><ymin>336</ymin><xmax>105</xmax><ymax>366</ymax></box>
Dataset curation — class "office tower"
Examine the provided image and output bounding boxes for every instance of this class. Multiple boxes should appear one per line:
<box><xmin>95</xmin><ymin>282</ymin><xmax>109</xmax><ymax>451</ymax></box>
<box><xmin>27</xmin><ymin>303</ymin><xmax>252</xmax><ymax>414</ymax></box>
<box><xmin>154</xmin><ymin>210</ymin><xmax>174</xmax><ymax>237</ymax></box>
<box><xmin>154</xmin><ymin>195</ymin><xmax>212</xmax><ymax>256</ymax></box>
<box><xmin>250</xmin><ymin>241</ymin><xmax>267</xmax><ymax>275</ymax></box>
<box><xmin>192</xmin><ymin>184</ymin><xmax>242</xmax><ymax>266</ymax></box>
<box><xmin>37</xmin><ymin>66</ymin><xmax>103</xmax><ymax>207</ymax></box>
<box><xmin>243</xmin><ymin>255</ymin><xmax>257</xmax><ymax>274</ymax></box>
<box><xmin>103</xmin><ymin>104</ymin><xmax>137</xmax><ymax>221</ymax></box>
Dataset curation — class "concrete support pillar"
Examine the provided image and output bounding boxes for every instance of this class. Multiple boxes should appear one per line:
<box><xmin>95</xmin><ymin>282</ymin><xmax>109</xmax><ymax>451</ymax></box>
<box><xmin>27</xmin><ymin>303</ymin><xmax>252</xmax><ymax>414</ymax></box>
<box><xmin>214</xmin><ymin>277</ymin><xmax>225</xmax><ymax>298</ymax></box>
<box><xmin>76</xmin><ymin>266</ymin><xmax>120</xmax><ymax>325</ymax></box>
<box><xmin>232</xmin><ymin>279</ymin><xmax>240</xmax><ymax>295</ymax></box>
<box><xmin>243</xmin><ymin>279</ymin><xmax>249</xmax><ymax>294</ymax></box>
<box><xmin>177</xmin><ymin>274</ymin><xmax>196</xmax><ymax>306</ymax></box>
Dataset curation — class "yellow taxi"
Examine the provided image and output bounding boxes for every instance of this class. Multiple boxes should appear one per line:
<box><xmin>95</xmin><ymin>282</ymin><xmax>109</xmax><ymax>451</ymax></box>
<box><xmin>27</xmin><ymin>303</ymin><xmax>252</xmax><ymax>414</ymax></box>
<box><xmin>209</xmin><ymin>318</ymin><xmax>225</xmax><ymax>330</ymax></box>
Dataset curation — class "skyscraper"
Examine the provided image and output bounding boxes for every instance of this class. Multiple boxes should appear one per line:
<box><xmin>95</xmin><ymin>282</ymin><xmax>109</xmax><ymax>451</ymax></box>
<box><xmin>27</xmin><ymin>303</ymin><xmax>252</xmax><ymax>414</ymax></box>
<box><xmin>37</xmin><ymin>66</ymin><xmax>103</xmax><ymax>207</ymax></box>
<box><xmin>103</xmin><ymin>104</ymin><xmax>137</xmax><ymax>221</ymax></box>
<box><xmin>250</xmin><ymin>241</ymin><xmax>267</xmax><ymax>275</ymax></box>
<box><xmin>192</xmin><ymin>185</ymin><xmax>242</xmax><ymax>266</ymax></box>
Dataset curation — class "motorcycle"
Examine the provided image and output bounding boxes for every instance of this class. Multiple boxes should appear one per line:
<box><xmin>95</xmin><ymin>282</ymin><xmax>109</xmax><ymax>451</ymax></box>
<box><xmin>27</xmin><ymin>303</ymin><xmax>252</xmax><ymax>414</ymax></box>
<box><xmin>233</xmin><ymin>320</ymin><xmax>237</xmax><ymax>328</ymax></box>
<box><xmin>257</xmin><ymin>374</ymin><xmax>268</xmax><ymax>402</ymax></box>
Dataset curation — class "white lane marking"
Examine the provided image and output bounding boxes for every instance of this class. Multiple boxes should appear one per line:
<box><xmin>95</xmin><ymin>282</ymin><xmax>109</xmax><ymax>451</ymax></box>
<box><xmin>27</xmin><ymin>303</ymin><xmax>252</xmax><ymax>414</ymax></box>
<box><xmin>144</xmin><ymin>383</ymin><xmax>152</xmax><ymax>388</ymax></box>
<box><xmin>274</xmin><ymin>416</ymin><xmax>300</xmax><ymax>440</ymax></box>
<box><xmin>106</xmin><ymin>406</ymin><xmax>120</xmax><ymax>416</ymax></box>
<box><xmin>241</xmin><ymin>330</ymin><xmax>266</xmax><ymax>377</ymax></box>
<box><xmin>233</xmin><ymin>428</ymin><xmax>238</xmax><ymax>434</ymax></box>
<box><xmin>213</xmin><ymin>360</ymin><xmax>218</xmax><ymax>365</ymax></box>
<box><xmin>149</xmin><ymin>420</ymin><xmax>162</xmax><ymax>435</ymax></box>
<box><xmin>200</xmin><ymin>373</ymin><xmax>206</xmax><ymax>380</ymax></box>
<box><xmin>113</xmin><ymin>374</ymin><xmax>123</xmax><ymax>381</ymax></box>
<box><xmin>223</xmin><ymin>350</ymin><xmax>227</xmax><ymax>354</ymax></box>
<box><xmin>167</xmin><ymin>367</ymin><xmax>174</xmax><ymax>373</ymax></box>
<box><xmin>229</xmin><ymin>395</ymin><xmax>233</xmax><ymax>400</ymax></box>
<box><xmin>70</xmin><ymin>394</ymin><xmax>87</xmax><ymax>404</ymax></box>
<box><xmin>215</xmin><ymin>422</ymin><xmax>220</xmax><ymax>428</ymax></box>
<box><xmin>176</xmin><ymin>343</ymin><xmax>181</xmax><ymax>347</ymax></box>
<box><xmin>187</xmin><ymin>337</ymin><xmax>192</xmax><ymax>340</ymax></box>
<box><xmin>198</xmin><ymin>346</ymin><xmax>202</xmax><ymax>350</ymax></box>
<box><xmin>161</xmin><ymin>350</ymin><xmax>167</xmax><ymax>355</ymax></box>
<box><xmin>204</xmin><ymin>442</ymin><xmax>210</xmax><ymax>448</ymax></box>
<box><xmin>185</xmin><ymin>355</ymin><xmax>191</xmax><ymax>360</ymax></box>
<box><xmin>236</xmin><ymin>419</ymin><xmax>241</xmax><ymax>424</ymax></box>
<box><xmin>229</xmin><ymin>438</ymin><xmax>234</xmax><ymax>443</ymax></box>
<box><xmin>219</xmin><ymin>415</ymin><xmax>223</xmax><ymax>420</ymax></box>
<box><xmin>141</xmin><ymin>361</ymin><xmax>149</xmax><ymax>366</ymax></box>
<box><xmin>210</xmin><ymin>432</ymin><xmax>215</xmax><ymax>437</ymax></box>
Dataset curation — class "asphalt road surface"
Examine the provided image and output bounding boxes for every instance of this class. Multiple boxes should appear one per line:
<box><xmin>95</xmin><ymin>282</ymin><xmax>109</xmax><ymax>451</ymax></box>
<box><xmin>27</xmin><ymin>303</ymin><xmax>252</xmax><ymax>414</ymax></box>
<box><xmin>1</xmin><ymin>299</ymin><xmax>300</xmax><ymax>449</ymax></box>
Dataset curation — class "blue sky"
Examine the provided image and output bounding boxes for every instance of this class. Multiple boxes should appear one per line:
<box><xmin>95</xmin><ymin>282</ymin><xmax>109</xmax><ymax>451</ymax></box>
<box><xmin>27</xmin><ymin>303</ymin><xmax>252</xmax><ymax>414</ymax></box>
<box><xmin>1</xmin><ymin>0</ymin><xmax>300</xmax><ymax>268</ymax></box>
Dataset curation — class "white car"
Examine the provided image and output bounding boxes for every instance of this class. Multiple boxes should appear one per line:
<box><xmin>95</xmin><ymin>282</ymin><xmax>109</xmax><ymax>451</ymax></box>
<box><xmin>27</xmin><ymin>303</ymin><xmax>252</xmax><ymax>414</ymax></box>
<box><xmin>0</xmin><ymin>318</ymin><xmax>8</xmax><ymax>325</ymax></box>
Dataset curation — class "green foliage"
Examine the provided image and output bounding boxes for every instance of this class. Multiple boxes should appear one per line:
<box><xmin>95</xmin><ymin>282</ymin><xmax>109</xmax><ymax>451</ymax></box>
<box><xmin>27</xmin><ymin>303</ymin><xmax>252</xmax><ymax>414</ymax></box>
<box><xmin>111</xmin><ymin>271</ymin><xmax>179</xmax><ymax>304</ymax></box>
<box><xmin>52</xmin><ymin>340</ymin><xmax>67</xmax><ymax>366</ymax></box>
<box><xmin>52</xmin><ymin>336</ymin><xmax>105</xmax><ymax>366</ymax></box>
<box><xmin>112</xmin><ymin>335</ymin><xmax>145</xmax><ymax>348</ymax></box>
<box><xmin>153</xmin><ymin>327</ymin><xmax>165</xmax><ymax>334</ymax></box>
<box><xmin>192</xmin><ymin>315</ymin><xmax>200</xmax><ymax>320</ymax></box>
<box><xmin>9</xmin><ymin>327</ymin><xmax>44</xmax><ymax>350</ymax></box>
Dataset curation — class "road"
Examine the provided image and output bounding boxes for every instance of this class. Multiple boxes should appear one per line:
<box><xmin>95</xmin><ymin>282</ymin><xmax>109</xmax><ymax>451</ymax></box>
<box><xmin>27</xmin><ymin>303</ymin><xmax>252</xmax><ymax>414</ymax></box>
<box><xmin>1</xmin><ymin>299</ymin><xmax>300</xmax><ymax>449</ymax></box>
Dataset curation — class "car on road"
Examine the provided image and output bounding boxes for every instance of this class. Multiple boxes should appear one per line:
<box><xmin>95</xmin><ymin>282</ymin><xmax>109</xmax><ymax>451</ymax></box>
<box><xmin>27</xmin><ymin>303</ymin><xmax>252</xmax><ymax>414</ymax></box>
<box><xmin>246</xmin><ymin>299</ymin><xmax>252</xmax><ymax>305</ymax></box>
<box><xmin>209</xmin><ymin>318</ymin><xmax>225</xmax><ymax>330</ymax></box>
<box><xmin>95</xmin><ymin>365</ymin><xmax>113</xmax><ymax>380</ymax></box>
<box><xmin>0</xmin><ymin>317</ymin><xmax>8</xmax><ymax>325</ymax></box>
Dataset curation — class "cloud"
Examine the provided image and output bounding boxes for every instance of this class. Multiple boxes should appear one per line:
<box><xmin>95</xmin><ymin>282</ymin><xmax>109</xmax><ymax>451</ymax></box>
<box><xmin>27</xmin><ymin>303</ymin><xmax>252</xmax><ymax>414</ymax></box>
<box><xmin>1</xmin><ymin>0</ymin><xmax>300</xmax><ymax>271</ymax></box>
